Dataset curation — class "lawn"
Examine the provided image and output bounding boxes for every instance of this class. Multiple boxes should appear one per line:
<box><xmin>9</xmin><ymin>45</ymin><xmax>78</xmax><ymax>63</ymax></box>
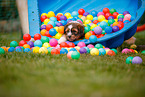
<box><xmin>0</xmin><ymin>31</ymin><xmax>145</xmax><ymax>97</ymax></box>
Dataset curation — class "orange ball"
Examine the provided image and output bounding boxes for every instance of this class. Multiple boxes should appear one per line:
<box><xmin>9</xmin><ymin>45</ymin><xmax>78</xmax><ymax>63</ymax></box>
<box><xmin>6</xmin><ymin>47</ymin><xmax>10</xmax><ymax>52</ymax></box>
<box><xmin>58</xmin><ymin>26</ymin><xmax>64</xmax><ymax>34</ymax></box>
<box><xmin>1</xmin><ymin>46</ymin><xmax>7</xmax><ymax>52</ymax></box>
<box><xmin>40</xmin><ymin>29</ymin><xmax>47</xmax><ymax>36</ymax></box>
<box><xmin>23</xmin><ymin>44</ymin><xmax>30</xmax><ymax>49</ymax></box>
<box><xmin>51</xmin><ymin>49</ymin><xmax>60</xmax><ymax>55</ymax></box>
<box><xmin>107</xmin><ymin>50</ymin><xmax>115</xmax><ymax>56</ymax></box>
<box><xmin>85</xmin><ymin>32</ymin><xmax>92</xmax><ymax>39</ymax></box>
<box><xmin>113</xmin><ymin>22</ymin><xmax>119</xmax><ymax>26</ymax></box>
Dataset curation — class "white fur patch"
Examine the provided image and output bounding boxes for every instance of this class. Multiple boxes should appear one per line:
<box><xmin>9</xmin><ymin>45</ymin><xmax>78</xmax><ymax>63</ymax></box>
<box><xmin>68</xmin><ymin>25</ymin><xmax>73</xmax><ymax>30</ymax></box>
<box><xmin>67</xmin><ymin>25</ymin><xmax>73</xmax><ymax>36</ymax></box>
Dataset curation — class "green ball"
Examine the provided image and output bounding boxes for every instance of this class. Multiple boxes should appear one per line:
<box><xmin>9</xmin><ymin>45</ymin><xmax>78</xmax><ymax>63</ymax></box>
<box><xmin>108</xmin><ymin>19</ymin><xmax>115</xmax><ymax>26</ymax></box>
<box><xmin>10</xmin><ymin>41</ymin><xmax>18</xmax><ymax>47</ymax></box>
<box><xmin>118</xmin><ymin>15</ymin><xmax>124</xmax><ymax>19</ymax></box>
<box><xmin>84</xmin><ymin>26</ymin><xmax>91</xmax><ymax>33</ymax></box>
<box><xmin>110</xmin><ymin>8</ymin><xmax>117</xmax><ymax>14</ymax></box>
<box><xmin>126</xmin><ymin>56</ymin><xmax>134</xmax><ymax>64</ymax></box>
<box><xmin>95</xmin><ymin>44</ymin><xmax>103</xmax><ymax>49</ymax></box>
<box><xmin>41</xmin><ymin>36</ymin><xmax>49</xmax><ymax>44</ymax></box>
<box><xmin>48</xmin><ymin>48</ymin><xmax>53</xmax><ymax>54</ymax></box>
<box><xmin>86</xmin><ymin>24</ymin><xmax>91</xmax><ymax>27</ymax></box>
<box><xmin>77</xmin><ymin>18</ymin><xmax>83</xmax><ymax>22</ymax></box>
<box><xmin>102</xmin><ymin>30</ymin><xmax>106</xmax><ymax>35</ymax></box>
<box><xmin>111</xmin><ymin>49</ymin><xmax>118</xmax><ymax>54</ymax></box>
<box><xmin>0</xmin><ymin>48</ymin><xmax>5</xmax><ymax>55</ymax></box>
<box><xmin>141</xmin><ymin>50</ymin><xmax>145</xmax><ymax>54</ymax></box>
<box><xmin>71</xmin><ymin>51</ymin><xmax>80</xmax><ymax>60</ymax></box>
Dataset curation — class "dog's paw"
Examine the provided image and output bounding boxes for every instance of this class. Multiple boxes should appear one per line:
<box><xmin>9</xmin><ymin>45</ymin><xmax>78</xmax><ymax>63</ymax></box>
<box><xmin>58</xmin><ymin>36</ymin><xmax>67</xmax><ymax>44</ymax></box>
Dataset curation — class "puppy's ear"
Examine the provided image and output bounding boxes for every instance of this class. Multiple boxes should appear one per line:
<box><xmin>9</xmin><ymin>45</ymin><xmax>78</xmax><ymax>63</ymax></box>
<box><xmin>64</xmin><ymin>23</ymin><xmax>70</xmax><ymax>34</ymax></box>
<box><xmin>77</xmin><ymin>24</ymin><xmax>85</xmax><ymax>38</ymax></box>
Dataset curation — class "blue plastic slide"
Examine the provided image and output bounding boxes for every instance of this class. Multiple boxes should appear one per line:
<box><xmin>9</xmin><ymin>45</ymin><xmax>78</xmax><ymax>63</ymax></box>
<box><xmin>28</xmin><ymin>0</ymin><xmax>145</xmax><ymax>48</ymax></box>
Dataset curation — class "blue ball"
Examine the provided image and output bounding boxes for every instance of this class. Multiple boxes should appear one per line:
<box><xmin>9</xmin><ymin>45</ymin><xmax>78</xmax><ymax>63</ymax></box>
<box><xmin>15</xmin><ymin>48</ymin><xmax>22</xmax><ymax>52</ymax></box>
<box><xmin>83</xmin><ymin>47</ymin><xmax>90</xmax><ymax>53</ymax></box>
<box><xmin>89</xmin><ymin>35</ymin><xmax>97</xmax><ymax>43</ymax></box>
<box><xmin>50</xmin><ymin>17</ymin><xmax>57</xmax><ymax>22</ymax></box>
<box><xmin>99</xmin><ymin>21</ymin><xmax>108</xmax><ymax>29</ymax></box>
<box><xmin>69</xmin><ymin>48</ymin><xmax>77</xmax><ymax>51</ymax></box>
<box><xmin>47</xmin><ymin>21</ymin><xmax>56</xmax><ymax>27</ymax></box>
<box><xmin>8</xmin><ymin>47</ymin><xmax>15</xmax><ymax>52</ymax></box>
<box><xmin>34</xmin><ymin>40</ymin><xmax>42</xmax><ymax>47</ymax></box>
<box><xmin>99</xmin><ymin>48</ymin><xmax>106</xmax><ymax>56</ymax></box>
<box><xmin>61</xmin><ymin>20</ymin><xmax>67</xmax><ymax>26</ymax></box>
<box><xmin>71</xmin><ymin>11</ymin><xmax>79</xmax><ymax>17</ymax></box>
<box><xmin>93</xmin><ymin>17</ymin><xmax>98</xmax><ymax>21</ymax></box>
<box><xmin>60</xmin><ymin>48</ymin><xmax>68</xmax><ymax>54</ymax></box>
<box><xmin>91</xmin><ymin>10</ymin><xmax>98</xmax><ymax>17</ymax></box>
<box><xmin>49</xmin><ymin>28</ymin><xmax>57</xmax><ymax>36</ymax></box>
<box><xmin>105</xmin><ymin>26</ymin><xmax>112</xmax><ymax>34</ymax></box>
<box><xmin>24</xmin><ymin>48</ymin><xmax>31</xmax><ymax>52</ymax></box>
<box><xmin>123</xmin><ymin>20</ymin><xmax>130</xmax><ymax>24</ymax></box>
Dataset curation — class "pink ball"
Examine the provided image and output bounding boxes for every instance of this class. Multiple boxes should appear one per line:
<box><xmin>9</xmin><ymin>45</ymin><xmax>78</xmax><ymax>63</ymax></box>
<box><xmin>77</xmin><ymin>20</ymin><xmax>83</xmax><ymax>24</ymax></box>
<box><xmin>49</xmin><ymin>39</ymin><xmax>58</xmax><ymax>47</ymax></box>
<box><xmin>122</xmin><ymin>48</ymin><xmax>131</xmax><ymax>54</ymax></box>
<box><xmin>67</xmin><ymin>51</ymin><xmax>73</xmax><ymax>59</ymax></box>
<box><xmin>123</xmin><ymin>17</ymin><xmax>130</xmax><ymax>22</ymax></box>
<box><xmin>77</xmin><ymin>42</ymin><xmax>86</xmax><ymax>48</ymax></box>
<box><xmin>97</xmin><ymin>12</ymin><xmax>105</xmax><ymax>17</ymax></box>
<box><xmin>87</xmin><ymin>44</ymin><xmax>94</xmax><ymax>48</ymax></box>
<box><xmin>124</xmin><ymin>14</ymin><xmax>131</xmax><ymax>19</ymax></box>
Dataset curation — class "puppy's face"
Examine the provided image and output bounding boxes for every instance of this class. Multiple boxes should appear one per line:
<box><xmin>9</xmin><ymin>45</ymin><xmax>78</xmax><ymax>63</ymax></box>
<box><xmin>64</xmin><ymin>22</ymin><xmax>84</xmax><ymax>41</ymax></box>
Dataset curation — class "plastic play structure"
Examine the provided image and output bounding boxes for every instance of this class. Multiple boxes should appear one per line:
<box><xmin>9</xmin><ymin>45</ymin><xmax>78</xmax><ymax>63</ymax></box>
<box><xmin>28</xmin><ymin>0</ymin><xmax>145</xmax><ymax>48</ymax></box>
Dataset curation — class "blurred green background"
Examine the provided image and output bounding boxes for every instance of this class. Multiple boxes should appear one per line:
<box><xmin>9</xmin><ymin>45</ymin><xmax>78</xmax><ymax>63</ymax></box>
<box><xmin>0</xmin><ymin>0</ymin><xmax>145</xmax><ymax>33</ymax></box>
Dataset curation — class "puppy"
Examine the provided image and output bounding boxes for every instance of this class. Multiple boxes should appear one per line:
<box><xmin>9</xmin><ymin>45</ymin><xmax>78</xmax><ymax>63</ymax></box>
<box><xmin>58</xmin><ymin>21</ymin><xmax>85</xmax><ymax>44</ymax></box>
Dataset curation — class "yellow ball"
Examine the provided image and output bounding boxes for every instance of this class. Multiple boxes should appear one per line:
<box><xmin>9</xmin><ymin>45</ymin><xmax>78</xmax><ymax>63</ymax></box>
<box><xmin>44</xmin><ymin>19</ymin><xmax>50</xmax><ymax>25</ymax></box>
<box><xmin>90</xmin><ymin>24</ymin><xmax>97</xmax><ymax>30</ymax></box>
<box><xmin>114</xmin><ymin>19</ymin><xmax>118</xmax><ymax>22</ymax></box>
<box><xmin>84</xmin><ymin>20</ymin><xmax>92</xmax><ymax>24</ymax></box>
<box><xmin>90</xmin><ymin>48</ymin><xmax>99</xmax><ymax>56</ymax></box>
<box><xmin>75</xmin><ymin>46</ymin><xmax>80</xmax><ymax>52</ymax></box>
<box><xmin>39</xmin><ymin>47</ymin><xmax>48</xmax><ymax>54</ymax></box>
<box><xmin>54</xmin><ymin>27</ymin><xmax>59</xmax><ymax>32</ymax></box>
<box><xmin>55</xmin><ymin>33</ymin><xmax>62</xmax><ymax>39</ymax></box>
<box><xmin>87</xmin><ymin>15</ymin><xmax>93</xmax><ymax>20</ymax></box>
<box><xmin>98</xmin><ymin>15</ymin><xmax>105</xmax><ymax>22</ymax></box>
<box><xmin>23</xmin><ymin>44</ymin><xmax>30</xmax><ymax>49</ymax></box>
<box><xmin>41</xmin><ymin>13</ymin><xmax>48</xmax><ymax>17</ymax></box>
<box><xmin>64</xmin><ymin>13</ymin><xmax>71</xmax><ymax>19</ymax></box>
<box><xmin>48</xmin><ymin>11</ymin><xmax>55</xmax><ymax>18</ymax></box>
<box><xmin>113</xmin><ymin>22</ymin><xmax>119</xmax><ymax>26</ymax></box>
<box><xmin>81</xmin><ymin>16</ymin><xmax>87</xmax><ymax>22</ymax></box>
<box><xmin>105</xmin><ymin>49</ymin><xmax>110</xmax><ymax>54</ymax></box>
<box><xmin>134</xmin><ymin>50</ymin><xmax>138</xmax><ymax>53</ymax></box>
<box><xmin>33</xmin><ymin>47</ymin><xmax>40</xmax><ymax>53</ymax></box>
<box><xmin>78</xmin><ymin>15</ymin><xmax>83</xmax><ymax>18</ymax></box>
<box><xmin>42</xmin><ymin>43</ymin><xmax>51</xmax><ymax>48</ymax></box>
<box><xmin>40</xmin><ymin>29</ymin><xmax>47</xmax><ymax>36</ymax></box>
<box><xmin>103</xmin><ymin>19</ymin><xmax>108</xmax><ymax>23</ymax></box>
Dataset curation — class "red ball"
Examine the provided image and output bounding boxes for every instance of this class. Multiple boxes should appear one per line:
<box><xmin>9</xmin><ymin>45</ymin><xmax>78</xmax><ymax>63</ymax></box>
<box><xmin>40</xmin><ymin>15</ymin><xmax>47</xmax><ymax>22</ymax></box>
<box><xmin>19</xmin><ymin>40</ymin><xmax>27</xmax><ymax>46</ymax></box>
<box><xmin>103</xmin><ymin>8</ymin><xmax>110</xmax><ymax>14</ymax></box>
<box><xmin>68</xmin><ymin>42</ymin><xmax>75</xmax><ymax>48</ymax></box>
<box><xmin>78</xmin><ymin>8</ymin><xmax>85</xmax><ymax>15</ymax></box>
<box><xmin>45</xmin><ymin>31</ymin><xmax>52</xmax><ymax>37</ymax></box>
<box><xmin>107</xmin><ymin>50</ymin><xmax>115</xmax><ymax>56</ymax></box>
<box><xmin>56</xmin><ymin>14</ymin><xmax>63</xmax><ymax>21</ymax></box>
<box><xmin>93</xmin><ymin>20</ymin><xmax>99</xmax><ymax>24</ymax></box>
<box><xmin>117</xmin><ymin>23</ymin><xmax>124</xmax><ymax>30</ymax></box>
<box><xmin>105</xmin><ymin>13</ymin><xmax>112</xmax><ymax>20</ymax></box>
<box><xmin>113</xmin><ymin>12</ymin><xmax>119</xmax><ymax>19</ymax></box>
<box><xmin>60</xmin><ymin>42</ymin><xmax>68</xmax><ymax>48</ymax></box>
<box><xmin>96</xmin><ymin>34</ymin><xmax>104</xmax><ymax>38</ymax></box>
<box><xmin>51</xmin><ymin>49</ymin><xmax>60</xmax><ymax>55</ymax></box>
<box><xmin>34</xmin><ymin>33</ymin><xmax>41</xmax><ymax>40</ymax></box>
<box><xmin>23</xmin><ymin>34</ymin><xmax>31</xmax><ymax>41</ymax></box>
<box><xmin>89</xmin><ymin>31</ymin><xmax>95</xmax><ymax>35</ymax></box>
<box><xmin>129</xmin><ymin>49</ymin><xmax>135</xmax><ymax>53</ymax></box>
<box><xmin>46</xmin><ymin>24</ymin><xmax>53</xmax><ymax>31</ymax></box>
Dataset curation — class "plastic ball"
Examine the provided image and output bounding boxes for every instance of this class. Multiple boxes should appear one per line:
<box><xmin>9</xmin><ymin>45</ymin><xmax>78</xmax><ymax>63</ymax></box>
<box><xmin>84</xmin><ymin>20</ymin><xmax>92</xmax><ymax>24</ymax></box>
<box><xmin>41</xmin><ymin>24</ymin><xmax>46</xmax><ymax>30</ymax></box>
<box><xmin>141</xmin><ymin>50</ymin><xmax>145</xmax><ymax>54</ymax></box>
<box><xmin>0</xmin><ymin>48</ymin><xmax>5</xmax><ymax>55</ymax></box>
<box><xmin>23</xmin><ymin>34</ymin><xmax>31</xmax><ymax>41</ymax></box>
<box><xmin>34</xmin><ymin>33</ymin><xmax>41</xmax><ymax>40</ymax></box>
<box><xmin>118</xmin><ymin>14</ymin><xmax>124</xmax><ymax>19</ymax></box>
<box><xmin>90</xmin><ymin>48</ymin><xmax>99</xmax><ymax>56</ymax></box>
<box><xmin>49</xmin><ymin>28</ymin><xmax>57</xmax><ymax>36</ymax></box>
<box><xmin>60</xmin><ymin>20</ymin><xmax>67</xmax><ymax>26</ymax></box>
<box><xmin>57</xmin><ymin>26</ymin><xmax>64</xmax><ymax>34</ymax></box>
<box><xmin>50</xmin><ymin>17</ymin><xmax>57</xmax><ymax>21</ymax></box>
<box><xmin>105</xmin><ymin>13</ymin><xmax>111</xmax><ymax>20</ymax></box>
<box><xmin>39</xmin><ymin>47</ymin><xmax>48</xmax><ymax>54</ymax></box>
<box><xmin>68</xmin><ymin>42</ymin><xmax>75</xmax><ymax>48</ymax></box>
<box><xmin>27</xmin><ymin>41</ymin><xmax>34</xmax><ymax>48</ymax></box>
<box><xmin>90</xmin><ymin>24</ymin><xmax>97</xmax><ymax>30</ymax></box>
<box><xmin>107</xmin><ymin>50</ymin><xmax>115</xmax><ymax>56</ymax></box>
<box><xmin>93</xmin><ymin>17</ymin><xmax>98</xmax><ymax>21</ymax></box>
<box><xmin>49</xmin><ymin>39</ymin><xmax>58</xmax><ymax>47</ymax></box>
<box><xmin>19</xmin><ymin>40</ymin><xmax>27</xmax><ymax>46</ymax></box>
<box><xmin>93</xmin><ymin>20</ymin><xmax>99</xmax><ymax>24</ymax></box>
<box><xmin>44</xmin><ymin>19</ymin><xmax>50</xmax><ymax>25</ymax></box>
<box><xmin>78</xmin><ymin>9</ymin><xmax>85</xmax><ymax>15</ymax></box>
<box><xmin>87</xmin><ymin>15</ymin><xmax>93</xmax><ymax>20</ymax></box>
<box><xmin>108</xmin><ymin>16</ymin><xmax>114</xmax><ymax>20</ymax></box>
<box><xmin>60</xmin><ymin>42</ymin><xmax>68</xmax><ymax>48</ymax></box>
<box><xmin>90</xmin><ymin>10</ymin><xmax>97</xmax><ymax>17</ymax></box>
<box><xmin>71</xmin><ymin>51</ymin><xmax>80</xmax><ymax>59</ymax></box>
<box><xmin>48</xmin><ymin>11</ymin><xmax>55</xmax><ymax>18</ymax></box>
<box><xmin>103</xmin><ymin>8</ymin><xmax>110</xmax><ymax>14</ymax></box>
<box><xmin>83</xmin><ymin>12</ymin><xmax>89</xmax><ymax>16</ymax></box>
<box><xmin>113</xmin><ymin>22</ymin><xmax>119</xmax><ymax>26</ymax></box>
<box><xmin>111</xmin><ymin>49</ymin><xmax>118</xmax><ymax>54</ymax></box>
<box><xmin>122</xmin><ymin>48</ymin><xmax>130</xmax><ymax>54</ymax></box>
<box><xmin>123</xmin><ymin>11</ymin><xmax>130</xmax><ymax>15</ymax></box>
<box><xmin>43</xmin><ymin>43</ymin><xmax>51</xmax><ymax>48</ymax></box>
<box><xmin>24</xmin><ymin>48</ymin><xmax>31</xmax><ymax>52</ymax></box>
<box><xmin>40</xmin><ymin>15</ymin><xmax>47</xmax><ymax>22</ymax></box>
<box><xmin>108</xmin><ymin>19</ymin><xmax>115</xmax><ymax>25</ymax></box>
<box><xmin>8</xmin><ymin>47</ymin><xmax>15</xmax><ymax>52</ymax></box>
<box><xmin>46</xmin><ymin>24</ymin><xmax>53</xmax><ymax>31</ymax></box>
<box><xmin>95</xmin><ymin>44</ymin><xmax>103</xmax><ymax>49</ymax></box>
<box><xmin>51</xmin><ymin>49</ymin><xmax>60</xmax><ymax>55</ymax></box>
<box><xmin>40</xmin><ymin>29</ymin><xmax>47</xmax><ymax>36</ymax></box>
<box><xmin>64</xmin><ymin>13</ymin><xmax>71</xmax><ymax>19</ymax></box>
<box><xmin>41</xmin><ymin>36</ymin><xmax>49</xmax><ymax>44</ymax></box>
<box><xmin>47</xmin><ymin>21</ymin><xmax>56</xmax><ymax>27</ymax></box>
<box><xmin>83</xmin><ymin>47</ymin><xmax>90</xmax><ymax>53</ymax></box>
<box><xmin>77</xmin><ymin>42</ymin><xmax>86</xmax><ymax>48</ymax></box>
<box><xmin>69</xmin><ymin>48</ymin><xmax>77</xmax><ymax>52</ymax></box>
<box><xmin>23</xmin><ymin>44</ymin><xmax>30</xmax><ymax>49</ymax></box>
<box><xmin>126</xmin><ymin>56</ymin><xmax>134</xmax><ymax>64</ymax></box>
<box><xmin>110</xmin><ymin>8</ymin><xmax>116</xmax><ymax>14</ymax></box>
<box><xmin>113</xmin><ymin>12</ymin><xmax>119</xmax><ymax>19</ymax></box>
<box><xmin>56</xmin><ymin>14</ymin><xmax>63</xmax><ymax>21</ymax></box>
<box><xmin>10</xmin><ymin>41</ymin><xmax>18</xmax><ymax>47</ymax></box>
<box><xmin>56</xmin><ymin>22</ymin><xmax>63</xmax><ymax>27</ymax></box>
<box><xmin>94</xmin><ymin>26</ymin><xmax>102</xmax><ymax>35</ymax></box>
<box><xmin>99</xmin><ymin>21</ymin><xmax>108</xmax><ymax>29</ymax></box>
<box><xmin>84</xmin><ymin>26</ymin><xmax>91</xmax><ymax>33</ymax></box>
<box><xmin>33</xmin><ymin>47</ymin><xmax>40</xmax><ymax>53</ymax></box>
<box><xmin>98</xmin><ymin>15</ymin><xmax>105</xmax><ymax>22</ymax></box>
<box><xmin>67</xmin><ymin>51</ymin><xmax>73</xmax><ymax>59</ymax></box>
<box><xmin>60</xmin><ymin>48</ymin><xmax>68</xmax><ymax>54</ymax></box>
<box><xmin>55</xmin><ymin>33</ymin><xmax>62</xmax><ymax>39</ymax></box>
<box><xmin>99</xmin><ymin>48</ymin><xmax>106</xmax><ymax>55</ymax></box>
<box><xmin>105</xmin><ymin>26</ymin><xmax>112</xmax><ymax>34</ymax></box>
<box><xmin>124</xmin><ymin>14</ymin><xmax>131</xmax><ymax>19</ymax></box>
<box><xmin>89</xmin><ymin>35</ymin><xmax>97</xmax><ymax>43</ymax></box>
<box><xmin>34</xmin><ymin>40</ymin><xmax>42</xmax><ymax>47</ymax></box>
<box><xmin>85</xmin><ymin>32</ymin><xmax>92</xmax><ymax>39</ymax></box>
<box><xmin>87</xmin><ymin>44</ymin><xmax>94</xmax><ymax>48</ymax></box>
<box><xmin>112</xmin><ymin>26</ymin><xmax>119</xmax><ymax>32</ymax></box>
<box><xmin>15</xmin><ymin>48</ymin><xmax>22</xmax><ymax>52</ymax></box>
<box><xmin>132</xmin><ymin>56</ymin><xmax>143</xmax><ymax>64</ymax></box>
<box><xmin>41</xmin><ymin>13</ymin><xmax>48</xmax><ymax>17</ymax></box>
<box><xmin>79</xmin><ymin>47</ymin><xmax>87</xmax><ymax>54</ymax></box>
<box><xmin>97</xmin><ymin>12</ymin><xmax>104</xmax><ymax>17</ymax></box>
<box><xmin>71</xmin><ymin>11</ymin><xmax>79</xmax><ymax>17</ymax></box>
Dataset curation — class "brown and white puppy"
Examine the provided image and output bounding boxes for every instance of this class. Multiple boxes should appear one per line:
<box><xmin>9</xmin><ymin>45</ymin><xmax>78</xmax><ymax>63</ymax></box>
<box><xmin>58</xmin><ymin>21</ymin><xmax>85</xmax><ymax>44</ymax></box>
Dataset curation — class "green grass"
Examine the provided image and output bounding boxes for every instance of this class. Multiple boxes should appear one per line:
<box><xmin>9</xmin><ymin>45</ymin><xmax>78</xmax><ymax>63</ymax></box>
<box><xmin>0</xmin><ymin>31</ymin><xmax>145</xmax><ymax>97</ymax></box>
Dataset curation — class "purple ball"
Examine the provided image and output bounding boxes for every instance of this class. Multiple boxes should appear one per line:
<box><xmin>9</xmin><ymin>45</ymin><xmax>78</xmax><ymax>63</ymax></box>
<box><xmin>108</xmin><ymin>16</ymin><xmax>114</xmax><ymax>20</ymax></box>
<box><xmin>89</xmin><ymin>23</ymin><xmax>94</xmax><ymax>26</ymax></box>
<box><xmin>79</xmin><ymin>47</ymin><xmax>87</xmax><ymax>54</ymax></box>
<box><xmin>56</xmin><ymin>22</ymin><xmax>63</xmax><ymax>27</ymax></box>
<box><xmin>41</xmin><ymin>25</ymin><xmax>46</xmax><ymax>30</ymax></box>
<box><xmin>110</xmin><ymin>24</ymin><xmax>113</xmax><ymax>27</ymax></box>
<box><xmin>112</xmin><ymin>26</ymin><xmax>119</xmax><ymax>32</ymax></box>
<box><xmin>94</xmin><ymin>26</ymin><xmax>102</xmax><ymax>35</ymax></box>
<box><xmin>83</xmin><ymin>12</ymin><xmax>89</xmax><ymax>16</ymax></box>
<box><xmin>15</xmin><ymin>46</ymin><xmax>22</xmax><ymax>50</ymax></box>
<box><xmin>123</xmin><ymin>11</ymin><xmax>130</xmax><ymax>15</ymax></box>
<box><xmin>118</xmin><ymin>18</ymin><xmax>123</xmax><ymax>22</ymax></box>
<box><xmin>27</xmin><ymin>41</ymin><xmax>34</xmax><ymax>48</ymax></box>
<box><xmin>132</xmin><ymin>56</ymin><xmax>142</xmax><ymax>64</ymax></box>
<box><xmin>60</xmin><ymin>15</ymin><xmax>67</xmax><ymax>21</ymax></box>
